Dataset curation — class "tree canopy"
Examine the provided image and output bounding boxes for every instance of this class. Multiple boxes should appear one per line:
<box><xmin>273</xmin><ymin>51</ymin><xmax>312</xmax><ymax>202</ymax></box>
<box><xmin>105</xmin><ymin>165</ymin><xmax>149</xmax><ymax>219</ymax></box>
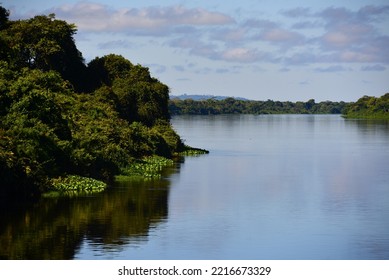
<box><xmin>343</xmin><ymin>93</ymin><xmax>389</xmax><ymax>119</ymax></box>
<box><xmin>169</xmin><ymin>97</ymin><xmax>347</xmax><ymax>115</ymax></box>
<box><xmin>87</xmin><ymin>55</ymin><xmax>170</xmax><ymax>125</ymax></box>
<box><xmin>0</xmin><ymin>7</ymin><xmax>184</xmax><ymax>198</ymax></box>
<box><xmin>1</xmin><ymin>13</ymin><xmax>87</xmax><ymax>91</ymax></box>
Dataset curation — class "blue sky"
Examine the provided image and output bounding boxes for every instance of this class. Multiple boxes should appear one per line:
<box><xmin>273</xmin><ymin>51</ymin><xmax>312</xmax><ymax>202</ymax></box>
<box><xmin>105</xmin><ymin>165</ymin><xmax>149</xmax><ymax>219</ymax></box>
<box><xmin>3</xmin><ymin>0</ymin><xmax>389</xmax><ymax>101</ymax></box>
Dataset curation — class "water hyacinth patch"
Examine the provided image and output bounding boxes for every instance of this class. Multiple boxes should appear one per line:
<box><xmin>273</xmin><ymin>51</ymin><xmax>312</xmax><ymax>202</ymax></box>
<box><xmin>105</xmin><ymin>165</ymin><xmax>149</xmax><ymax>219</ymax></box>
<box><xmin>48</xmin><ymin>175</ymin><xmax>107</xmax><ymax>195</ymax></box>
<box><xmin>179</xmin><ymin>145</ymin><xmax>209</xmax><ymax>156</ymax></box>
<box><xmin>120</xmin><ymin>156</ymin><xmax>174</xmax><ymax>179</ymax></box>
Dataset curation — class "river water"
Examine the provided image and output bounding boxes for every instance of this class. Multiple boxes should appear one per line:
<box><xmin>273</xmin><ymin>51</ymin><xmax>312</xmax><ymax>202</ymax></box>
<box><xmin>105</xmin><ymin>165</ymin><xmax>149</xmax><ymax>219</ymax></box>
<box><xmin>1</xmin><ymin>115</ymin><xmax>388</xmax><ymax>259</ymax></box>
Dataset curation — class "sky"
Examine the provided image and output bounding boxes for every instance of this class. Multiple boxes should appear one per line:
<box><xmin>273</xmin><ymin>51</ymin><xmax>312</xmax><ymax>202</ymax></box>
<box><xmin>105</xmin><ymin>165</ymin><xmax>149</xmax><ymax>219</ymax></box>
<box><xmin>3</xmin><ymin>0</ymin><xmax>389</xmax><ymax>101</ymax></box>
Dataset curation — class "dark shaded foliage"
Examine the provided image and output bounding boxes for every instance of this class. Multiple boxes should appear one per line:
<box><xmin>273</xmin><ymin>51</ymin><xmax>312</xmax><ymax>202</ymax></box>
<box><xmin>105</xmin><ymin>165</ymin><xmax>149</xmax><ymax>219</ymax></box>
<box><xmin>0</xmin><ymin>13</ymin><xmax>87</xmax><ymax>92</ymax></box>
<box><xmin>89</xmin><ymin>55</ymin><xmax>170</xmax><ymax>125</ymax></box>
<box><xmin>0</xmin><ymin>6</ymin><xmax>184</xmax><ymax>198</ymax></box>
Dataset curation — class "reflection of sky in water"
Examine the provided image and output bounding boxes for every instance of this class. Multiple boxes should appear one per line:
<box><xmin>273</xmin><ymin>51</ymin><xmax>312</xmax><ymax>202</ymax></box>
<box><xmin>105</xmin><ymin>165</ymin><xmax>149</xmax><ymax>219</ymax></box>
<box><xmin>148</xmin><ymin>115</ymin><xmax>389</xmax><ymax>260</ymax></box>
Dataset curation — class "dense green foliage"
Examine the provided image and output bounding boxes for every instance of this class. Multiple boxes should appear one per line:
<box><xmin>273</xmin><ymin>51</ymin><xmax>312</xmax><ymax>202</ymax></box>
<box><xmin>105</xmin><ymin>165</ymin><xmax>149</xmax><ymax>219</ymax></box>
<box><xmin>343</xmin><ymin>93</ymin><xmax>389</xmax><ymax>119</ymax></box>
<box><xmin>0</xmin><ymin>8</ymin><xmax>186</xmax><ymax>198</ymax></box>
<box><xmin>169</xmin><ymin>97</ymin><xmax>347</xmax><ymax>115</ymax></box>
<box><xmin>0</xmin><ymin>12</ymin><xmax>87</xmax><ymax>92</ymax></box>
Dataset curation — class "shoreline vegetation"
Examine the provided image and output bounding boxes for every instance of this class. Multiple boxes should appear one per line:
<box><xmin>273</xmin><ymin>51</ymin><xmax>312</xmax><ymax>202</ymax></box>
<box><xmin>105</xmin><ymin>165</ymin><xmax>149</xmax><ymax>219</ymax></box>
<box><xmin>169</xmin><ymin>94</ymin><xmax>388</xmax><ymax>118</ymax></box>
<box><xmin>169</xmin><ymin>97</ymin><xmax>347</xmax><ymax>115</ymax></box>
<box><xmin>0</xmin><ymin>7</ymin><xmax>386</xmax><ymax>199</ymax></box>
<box><xmin>0</xmin><ymin>7</ymin><xmax>207</xmax><ymax>198</ymax></box>
<box><xmin>342</xmin><ymin>93</ymin><xmax>389</xmax><ymax>120</ymax></box>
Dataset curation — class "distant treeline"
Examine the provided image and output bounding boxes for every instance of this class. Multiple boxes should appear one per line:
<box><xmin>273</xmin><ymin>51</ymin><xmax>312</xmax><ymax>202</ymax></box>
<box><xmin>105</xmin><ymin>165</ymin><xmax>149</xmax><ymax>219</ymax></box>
<box><xmin>343</xmin><ymin>93</ymin><xmax>389</xmax><ymax>119</ymax></box>
<box><xmin>169</xmin><ymin>97</ymin><xmax>347</xmax><ymax>115</ymax></box>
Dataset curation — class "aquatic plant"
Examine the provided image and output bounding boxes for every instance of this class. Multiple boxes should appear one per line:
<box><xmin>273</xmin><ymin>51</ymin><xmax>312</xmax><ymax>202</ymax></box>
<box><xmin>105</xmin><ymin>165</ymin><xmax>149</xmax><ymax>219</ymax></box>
<box><xmin>179</xmin><ymin>145</ymin><xmax>210</xmax><ymax>156</ymax></box>
<box><xmin>120</xmin><ymin>156</ymin><xmax>175</xmax><ymax>179</ymax></box>
<box><xmin>47</xmin><ymin>175</ymin><xmax>107</xmax><ymax>196</ymax></box>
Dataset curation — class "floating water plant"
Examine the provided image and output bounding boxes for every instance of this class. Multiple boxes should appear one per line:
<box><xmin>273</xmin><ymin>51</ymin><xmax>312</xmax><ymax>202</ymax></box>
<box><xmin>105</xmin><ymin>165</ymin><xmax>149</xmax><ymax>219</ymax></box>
<box><xmin>46</xmin><ymin>175</ymin><xmax>107</xmax><ymax>196</ymax></box>
<box><xmin>120</xmin><ymin>155</ymin><xmax>175</xmax><ymax>179</ymax></box>
<box><xmin>179</xmin><ymin>145</ymin><xmax>209</xmax><ymax>156</ymax></box>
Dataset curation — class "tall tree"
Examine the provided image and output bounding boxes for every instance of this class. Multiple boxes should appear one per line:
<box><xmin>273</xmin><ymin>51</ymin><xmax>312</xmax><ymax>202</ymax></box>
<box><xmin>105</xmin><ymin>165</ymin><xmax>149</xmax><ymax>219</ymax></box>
<box><xmin>1</xmin><ymin>13</ymin><xmax>87</xmax><ymax>91</ymax></box>
<box><xmin>89</xmin><ymin>55</ymin><xmax>170</xmax><ymax>125</ymax></box>
<box><xmin>0</xmin><ymin>5</ymin><xmax>9</xmax><ymax>30</ymax></box>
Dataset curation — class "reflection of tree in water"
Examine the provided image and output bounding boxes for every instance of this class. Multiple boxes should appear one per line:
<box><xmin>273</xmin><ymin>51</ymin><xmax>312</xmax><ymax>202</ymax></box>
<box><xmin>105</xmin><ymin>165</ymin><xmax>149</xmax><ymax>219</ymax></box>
<box><xmin>0</xmin><ymin>197</ymin><xmax>86</xmax><ymax>259</ymax></box>
<box><xmin>347</xmin><ymin>119</ymin><xmax>389</xmax><ymax>138</ymax></box>
<box><xmin>0</xmin><ymin>164</ymin><xmax>178</xmax><ymax>259</ymax></box>
<box><xmin>84</xmin><ymin>178</ymin><xmax>170</xmax><ymax>247</ymax></box>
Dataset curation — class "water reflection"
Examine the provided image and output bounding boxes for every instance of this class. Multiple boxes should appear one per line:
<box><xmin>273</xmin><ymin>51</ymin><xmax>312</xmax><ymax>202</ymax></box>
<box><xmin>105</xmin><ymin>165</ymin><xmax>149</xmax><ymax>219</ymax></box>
<box><xmin>0</xmin><ymin>164</ymin><xmax>179</xmax><ymax>259</ymax></box>
<box><xmin>2</xmin><ymin>115</ymin><xmax>389</xmax><ymax>260</ymax></box>
<box><xmin>346</xmin><ymin>119</ymin><xmax>389</xmax><ymax>138</ymax></box>
<box><xmin>168</xmin><ymin>115</ymin><xmax>389</xmax><ymax>259</ymax></box>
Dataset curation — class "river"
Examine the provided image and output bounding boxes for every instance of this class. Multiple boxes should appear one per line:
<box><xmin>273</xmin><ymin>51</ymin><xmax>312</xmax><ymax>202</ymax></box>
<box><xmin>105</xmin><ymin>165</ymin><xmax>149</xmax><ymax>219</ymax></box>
<box><xmin>1</xmin><ymin>115</ymin><xmax>388</xmax><ymax>259</ymax></box>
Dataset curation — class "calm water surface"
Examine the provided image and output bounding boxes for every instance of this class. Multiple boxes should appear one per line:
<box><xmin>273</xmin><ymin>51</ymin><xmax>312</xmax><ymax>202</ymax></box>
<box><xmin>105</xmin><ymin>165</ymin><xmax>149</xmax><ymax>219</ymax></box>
<box><xmin>1</xmin><ymin>115</ymin><xmax>388</xmax><ymax>259</ymax></box>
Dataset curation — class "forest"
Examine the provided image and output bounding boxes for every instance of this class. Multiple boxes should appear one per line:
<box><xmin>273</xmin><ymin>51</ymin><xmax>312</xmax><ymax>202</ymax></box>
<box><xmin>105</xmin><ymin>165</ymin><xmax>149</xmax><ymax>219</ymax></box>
<box><xmin>0</xmin><ymin>6</ymin><xmax>191</xmax><ymax>199</ymax></box>
<box><xmin>342</xmin><ymin>93</ymin><xmax>389</xmax><ymax>119</ymax></box>
<box><xmin>169</xmin><ymin>97</ymin><xmax>347</xmax><ymax>115</ymax></box>
<box><xmin>169</xmin><ymin>94</ymin><xmax>388</xmax><ymax>119</ymax></box>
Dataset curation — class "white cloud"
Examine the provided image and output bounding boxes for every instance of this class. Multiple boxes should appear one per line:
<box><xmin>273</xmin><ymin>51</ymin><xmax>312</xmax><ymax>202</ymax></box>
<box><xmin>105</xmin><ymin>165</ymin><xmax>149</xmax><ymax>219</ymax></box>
<box><xmin>322</xmin><ymin>31</ymin><xmax>353</xmax><ymax>47</ymax></box>
<box><xmin>361</xmin><ymin>64</ymin><xmax>386</xmax><ymax>71</ymax></box>
<box><xmin>258</xmin><ymin>28</ymin><xmax>305</xmax><ymax>44</ymax></box>
<box><xmin>320</xmin><ymin>21</ymin><xmax>374</xmax><ymax>49</ymax></box>
<box><xmin>291</xmin><ymin>21</ymin><xmax>322</xmax><ymax>29</ymax></box>
<box><xmin>173</xmin><ymin>65</ymin><xmax>186</xmax><ymax>72</ymax></box>
<box><xmin>339</xmin><ymin>51</ymin><xmax>377</xmax><ymax>63</ymax></box>
<box><xmin>98</xmin><ymin>40</ymin><xmax>137</xmax><ymax>50</ymax></box>
<box><xmin>281</xmin><ymin>7</ymin><xmax>312</xmax><ymax>18</ymax></box>
<box><xmin>242</xmin><ymin>19</ymin><xmax>278</xmax><ymax>29</ymax></box>
<box><xmin>284</xmin><ymin>52</ymin><xmax>320</xmax><ymax>65</ymax></box>
<box><xmin>279</xmin><ymin>5</ymin><xmax>389</xmax><ymax>65</ymax></box>
<box><xmin>50</xmin><ymin>3</ymin><xmax>235</xmax><ymax>33</ymax></box>
<box><xmin>314</xmin><ymin>65</ymin><xmax>352</xmax><ymax>73</ymax></box>
<box><xmin>43</xmin><ymin>2</ymin><xmax>389</xmax><ymax>66</ymax></box>
<box><xmin>211</xmin><ymin>27</ymin><xmax>248</xmax><ymax>43</ymax></box>
<box><xmin>220</xmin><ymin>48</ymin><xmax>259</xmax><ymax>63</ymax></box>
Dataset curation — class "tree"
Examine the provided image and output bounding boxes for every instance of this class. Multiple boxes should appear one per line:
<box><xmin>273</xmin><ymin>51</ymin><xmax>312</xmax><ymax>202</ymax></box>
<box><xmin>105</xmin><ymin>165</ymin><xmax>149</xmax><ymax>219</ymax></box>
<box><xmin>0</xmin><ymin>5</ymin><xmax>10</xmax><ymax>60</ymax></box>
<box><xmin>1</xmin><ymin>13</ymin><xmax>87</xmax><ymax>91</ymax></box>
<box><xmin>0</xmin><ymin>5</ymin><xmax>9</xmax><ymax>30</ymax></box>
<box><xmin>89</xmin><ymin>55</ymin><xmax>170</xmax><ymax>125</ymax></box>
<box><xmin>343</xmin><ymin>93</ymin><xmax>389</xmax><ymax>119</ymax></box>
<box><xmin>87</xmin><ymin>54</ymin><xmax>133</xmax><ymax>91</ymax></box>
<box><xmin>0</xmin><ymin>66</ymin><xmax>76</xmax><ymax>197</ymax></box>
<box><xmin>305</xmin><ymin>99</ymin><xmax>315</xmax><ymax>110</ymax></box>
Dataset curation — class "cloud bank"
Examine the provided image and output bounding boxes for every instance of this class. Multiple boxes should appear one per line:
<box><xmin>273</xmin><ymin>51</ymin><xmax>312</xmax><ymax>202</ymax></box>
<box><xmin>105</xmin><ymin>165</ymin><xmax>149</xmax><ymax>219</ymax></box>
<box><xmin>51</xmin><ymin>2</ymin><xmax>234</xmax><ymax>33</ymax></box>
<box><xmin>46</xmin><ymin>2</ymin><xmax>389</xmax><ymax>66</ymax></box>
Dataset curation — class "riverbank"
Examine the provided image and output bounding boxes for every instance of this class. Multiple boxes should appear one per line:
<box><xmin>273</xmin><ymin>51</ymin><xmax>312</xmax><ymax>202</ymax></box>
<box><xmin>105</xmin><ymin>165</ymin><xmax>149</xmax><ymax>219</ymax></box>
<box><xmin>342</xmin><ymin>93</ymin><xmax>389</xmax><ymax>120</ymax></box>
<box><xmin>43</xmin><ymin>146</ymin><xmax>209</xmax><ymax>197</ymax></box>
<box><xmin>116</xmin><ymin>147</ymin><xmax>209</xmax><ymax>181</ymax></box>
<box><xmin>1</xmin><ymin>10</ymin><xmax>206</xmax><ymax>199</ymax></box>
